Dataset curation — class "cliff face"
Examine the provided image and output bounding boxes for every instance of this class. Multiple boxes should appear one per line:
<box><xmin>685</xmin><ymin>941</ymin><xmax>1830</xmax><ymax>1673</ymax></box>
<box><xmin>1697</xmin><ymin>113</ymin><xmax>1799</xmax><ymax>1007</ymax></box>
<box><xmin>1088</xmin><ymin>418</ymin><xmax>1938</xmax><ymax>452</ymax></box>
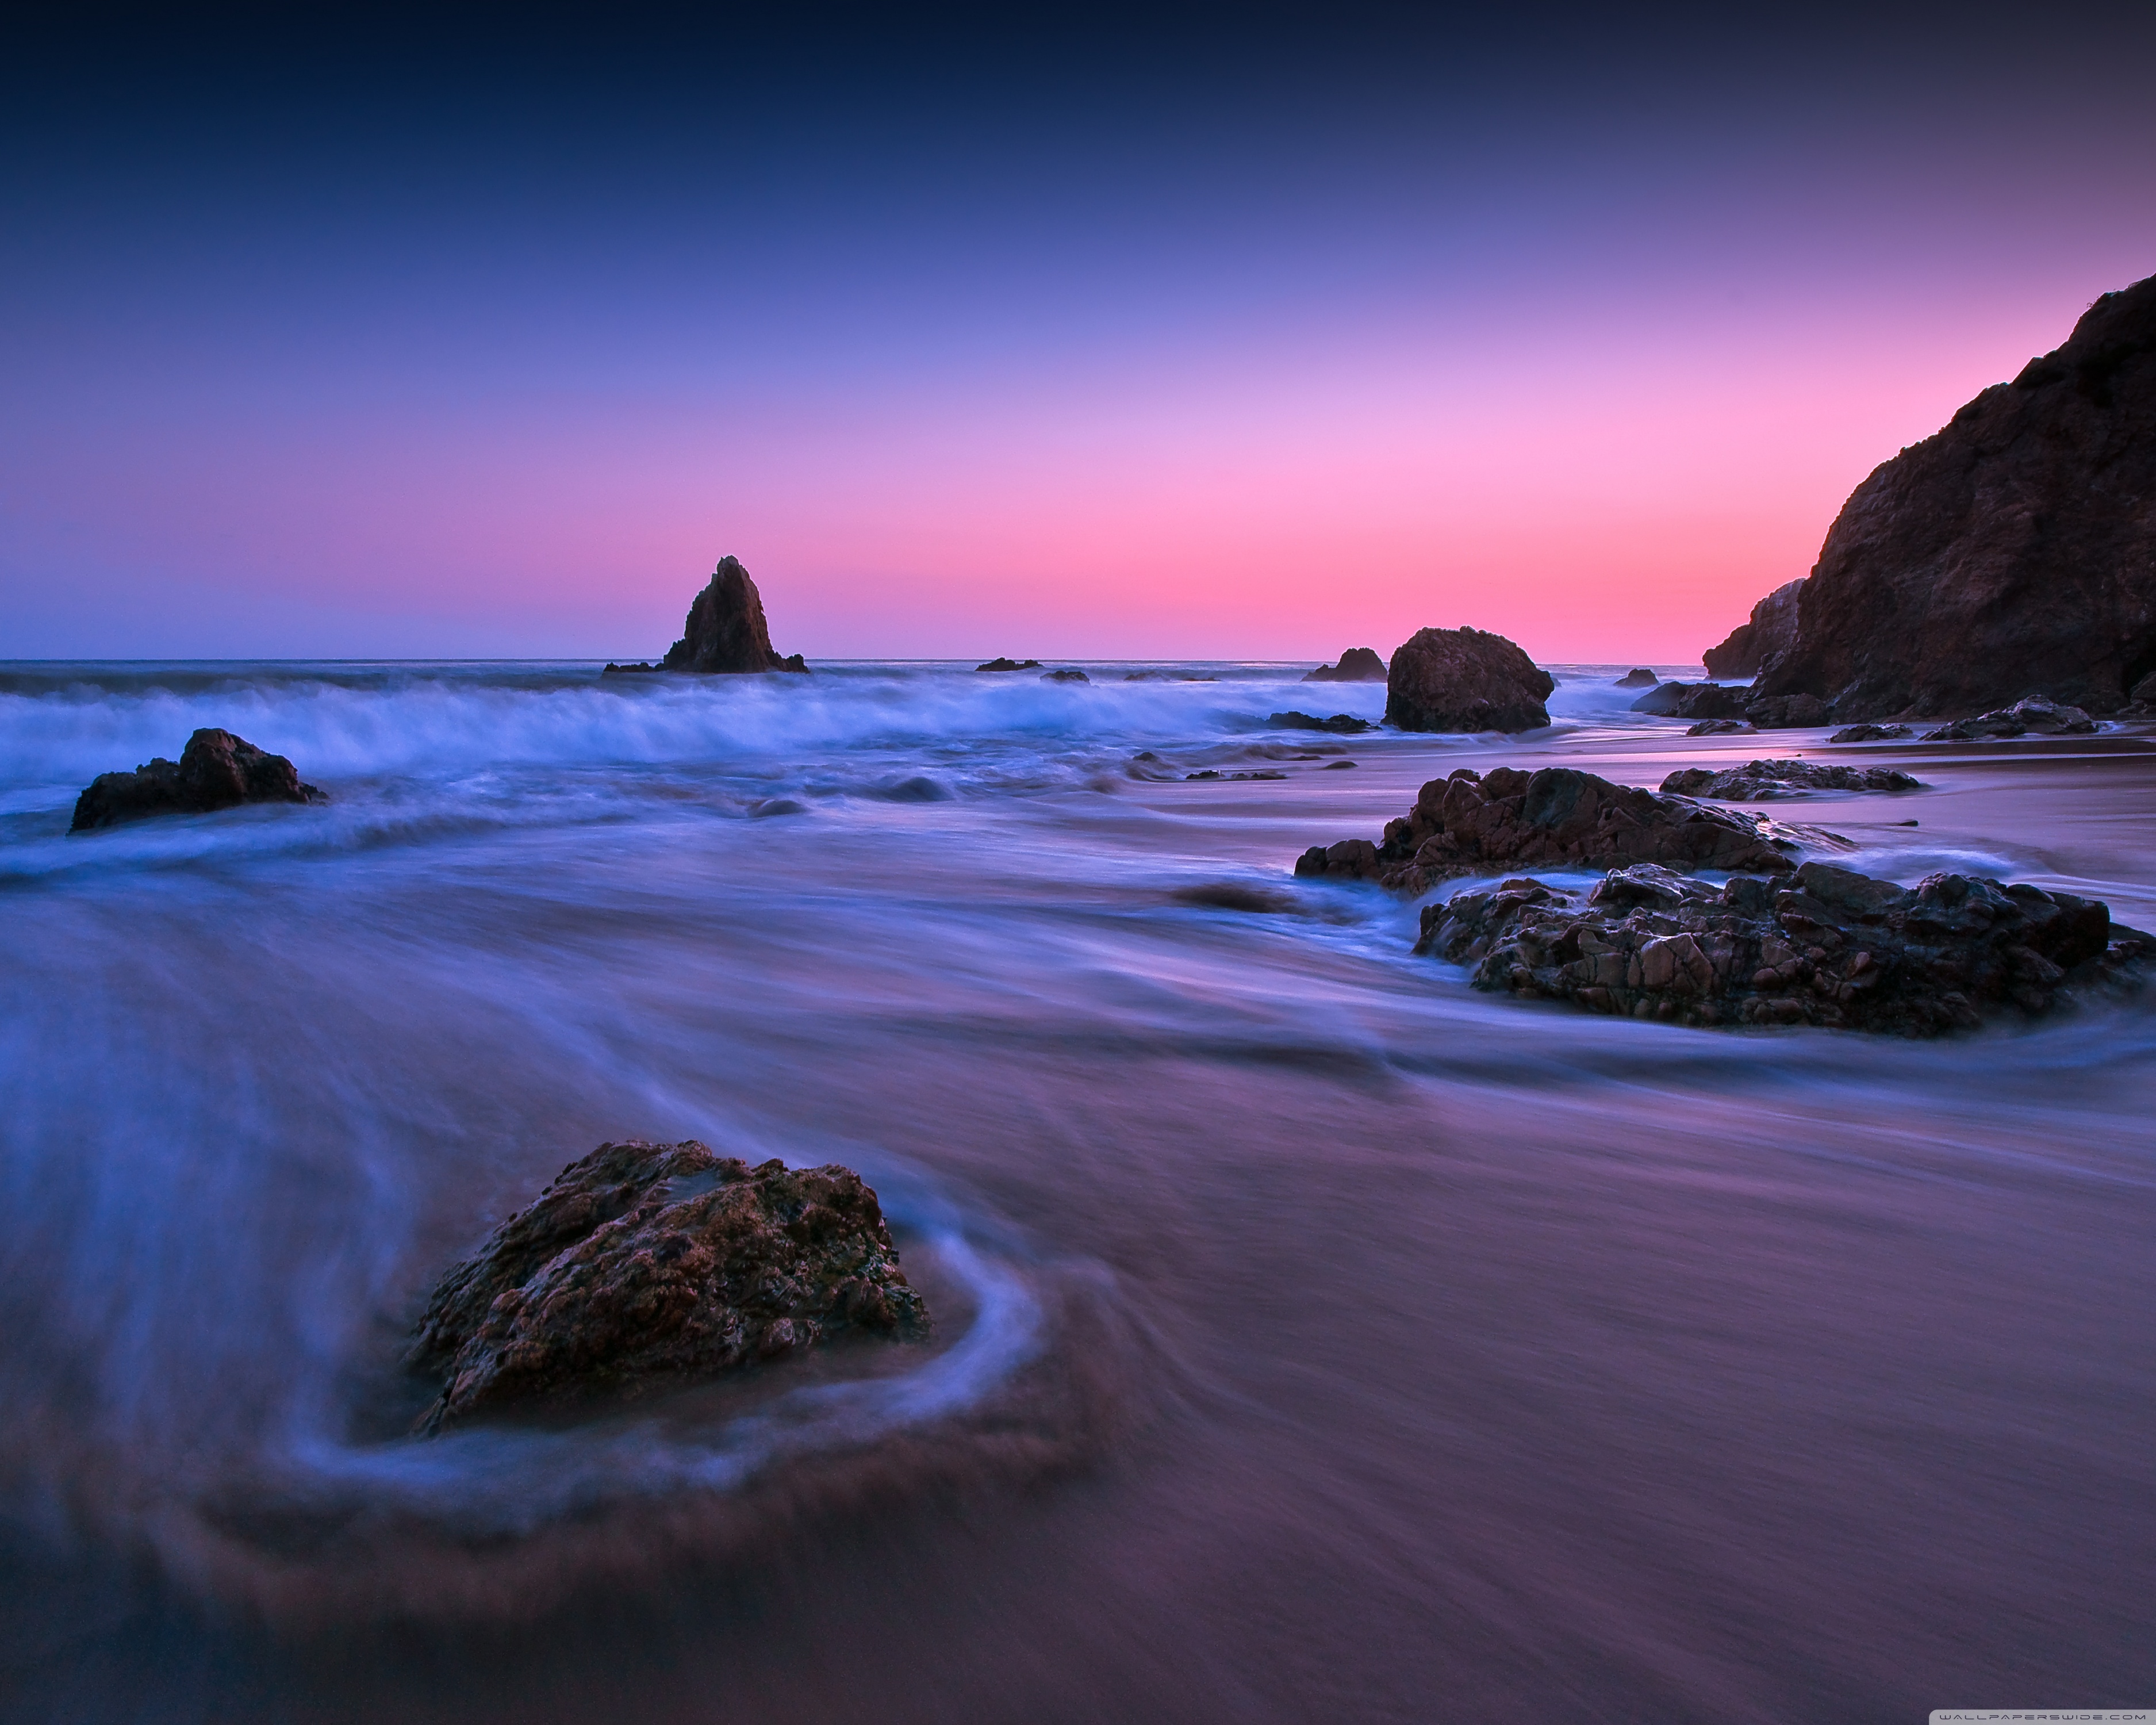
<box><xmin>1702</xmin><ymin>580</ymin><xmax>1801</xmax><ymax>679</ymax></box>
<box><xmin>1754</xmin><ymin>275</ymin><xmax>2156</xmax><ymax>718</ymax></box>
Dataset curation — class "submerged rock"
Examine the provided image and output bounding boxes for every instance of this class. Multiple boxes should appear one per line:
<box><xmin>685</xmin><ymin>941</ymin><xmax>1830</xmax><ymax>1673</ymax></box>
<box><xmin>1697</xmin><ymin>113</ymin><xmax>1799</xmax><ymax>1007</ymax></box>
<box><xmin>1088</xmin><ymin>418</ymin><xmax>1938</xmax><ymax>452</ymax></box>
<box><xmin>409</xmin><ymin>1140</ymin><xmax>927</xmax><ymax>1433</ymax></box>
<box><xmin>1702</xmin><ymin>578</ymin><xmax>1804</xmax><ymax>679</ymax></box>
<box><xmin>1265</xmin><ymin>710</ymin><xmax>1374</xmax><ymax>734</ymax></box>
<box><xmin>1292</xmin><ymin>765</ymin><xmax>1795</xmax><ymax>894</ymax></box>
<box><xmin>651</xmin><ymin>555</ymin><xmax>808</xmax><ymax>674</ymax></box>
<box><xmin>1829</xmin><ymin>723</ymin><xmax>1912</xmax><ymax>742</ymax></box>
<box><xmin>1303</xmin><ymin>647</ymin><xmax>1388</xmax><ymax>683</ymax></box>
<box><xmin>1384</xmin><ymin>627</ymin><xmax>1555</xmax><ymax>733</ymax></box>
<box><xmin>1419</xmin><ymin>861</ymin><xmax>2149</xmax><ymax>1036</ymax></box>
<box><xmin>977</xmin><ymin>657</ymin><xmax>1042</xmax><ymax>672</ymax></box>
<box><xmin>1039</xmin><ymin>668</ymin><xmax>1091</xmax><ymax>684</ymax></box>
<box><xmin>1660</xmin><ymin>760</ymin><xmax>1924</xmax><ymax>800</ymax></box>
<box><xmin>1923</xmin><ymin>698</ymin><xmax>2097</xmax><ymax>741</ymax></box>
<box><xmin>1615</xmin><ymin>668</ymin><xmax>1660</xmax><ymax>688</ymax></box>
<box><xmin>70</xmin><ymin>728</ymin><xmax>326</xmax><ymax>833</ymax></box>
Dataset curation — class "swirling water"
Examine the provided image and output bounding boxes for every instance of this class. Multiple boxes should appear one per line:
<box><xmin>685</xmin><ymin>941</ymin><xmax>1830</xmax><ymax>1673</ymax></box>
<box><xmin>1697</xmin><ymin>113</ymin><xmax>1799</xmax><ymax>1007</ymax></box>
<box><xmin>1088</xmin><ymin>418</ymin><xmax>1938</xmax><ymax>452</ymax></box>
<box><xmin>1</xmin><ymin>660</ymin><xmax>2152</xmax><ymax>1723</ymax></box>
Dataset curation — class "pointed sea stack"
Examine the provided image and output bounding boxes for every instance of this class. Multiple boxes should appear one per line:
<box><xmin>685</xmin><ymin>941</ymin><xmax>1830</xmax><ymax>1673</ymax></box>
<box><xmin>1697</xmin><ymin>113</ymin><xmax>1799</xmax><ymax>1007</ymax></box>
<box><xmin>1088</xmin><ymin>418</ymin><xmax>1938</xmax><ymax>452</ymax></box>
<box><xmin>636</xmin><ymin>555</ymin><xmax>807</xmax><ymax>674</ymax></box>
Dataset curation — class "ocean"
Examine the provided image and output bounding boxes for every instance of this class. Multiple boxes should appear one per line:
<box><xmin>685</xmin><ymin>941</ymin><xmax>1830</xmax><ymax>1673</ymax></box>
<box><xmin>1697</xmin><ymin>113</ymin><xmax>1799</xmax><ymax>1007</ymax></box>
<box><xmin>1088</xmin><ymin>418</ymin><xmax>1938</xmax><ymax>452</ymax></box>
<box><xmin>2</xmin><ymin>660</ymin><xmax>2152</xmax><ymax>1722</ymax></box>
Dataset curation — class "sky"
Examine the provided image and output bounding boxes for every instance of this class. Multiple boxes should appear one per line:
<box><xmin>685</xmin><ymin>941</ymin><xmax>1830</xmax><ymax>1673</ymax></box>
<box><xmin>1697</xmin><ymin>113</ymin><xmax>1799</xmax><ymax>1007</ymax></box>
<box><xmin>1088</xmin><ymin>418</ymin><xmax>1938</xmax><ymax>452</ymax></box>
<box><xmin>4</xmin><ymin>3</ymin><xmax>2155</xmax><ymax>664</ymax></box>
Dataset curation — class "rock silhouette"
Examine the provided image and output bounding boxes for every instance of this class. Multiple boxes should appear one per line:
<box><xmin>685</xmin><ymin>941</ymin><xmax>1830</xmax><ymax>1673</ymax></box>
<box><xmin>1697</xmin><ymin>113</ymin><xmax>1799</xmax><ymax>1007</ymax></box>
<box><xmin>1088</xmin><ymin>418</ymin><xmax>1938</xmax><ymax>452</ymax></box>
<box><xmin>637</xmin><ymin>556</ymin><xmax>807</xmax><ymax>674</ymax></box>
<box><xmin>1384</xmin><ymin>627</ymin><xmax>1554</xmax><ymax>733</ymax></box>
<box><xmin>409</xmin><ymin>1140</ymin><xmax>927</xmax><ymax>1433</ymax></box>
<box><xmin>1702</xmin><ymin>580</ymin><xmax>1802</xmax><ymax>679</ymax></box>
<box><xmin>70</xmin><ymin>728</ymin><xmax>326</xmax><ymax>832</ymax></box>
<box><xmin>1614</xmin><ymin>668</ymin><xmax>1659</xmax><ymax>688</ymax></box>
<box><xmin>1303</xmin><ymin>647</ymin><xmax>1388</xmax><ymax>683</ymax></box>
<box><xmin>1741</xmin><ymin>274</ymin><xmax>2156</xmax><ymax>718</ymax></box>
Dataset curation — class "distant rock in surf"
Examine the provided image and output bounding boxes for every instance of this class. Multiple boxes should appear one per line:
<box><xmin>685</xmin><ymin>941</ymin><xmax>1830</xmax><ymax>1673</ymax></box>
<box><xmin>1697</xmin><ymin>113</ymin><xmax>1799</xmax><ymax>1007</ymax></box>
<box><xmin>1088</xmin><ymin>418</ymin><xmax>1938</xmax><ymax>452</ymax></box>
<box><xmin>1660</xmin><ymin>760</ymin><xmax>1924</xmax><ymax>800</ymax></box>
<box><xmin>1040</xmin><ymin>668</ymin><xmax>1090</xmax><ymax>683</ymax></box>
<box><xmin>1421</xmin><ymin>860</ymin><xmax>2150</xmax><ymax>1036</ymax></box>
<box><xmin>1384</xmin><ymin>627</ymin><xmax>1554</xmax><ymax>733</ymax></box>
<box><xmin>1294</xmin><ymin>765</ymin><xmax>1796</xmax><ymax>894</ymax></box>
<box><xmin>606</xmin><ymin>555</ymin><xmax>807</xmax><ymax>676</ymax></box>
<box><xmin>1614</xmin><ymin>668</ymin><xmax>1660</xmax><ymax>688</ymax></box>
<box><xmin>976</xmin><ymin>657</ymin><xmax>1042</xmax><ymax>672</ymax></box>
<box><xmin>1303</xmin><ymin>647</ymin><xmax>1387</xmax><ymax>683</ymax></box>
<box><xmin>408</xmin><ymin>1140</ymin><xmax>927</xmax><ymax>1434</ymax></box>
<box><xmin>1265</xmin><ymin>710</ymin><xmax>1374</xmax><ymax>734</ymax></box>
<box><xmin>70</xmin><ymin>727</ymin><xmax>326</xmax><ymax>833</ymax></box>
<box><xmin>1702</xmin><ymin>580</ymin><xmax>1803</xmax><ymax>680</ymax></box>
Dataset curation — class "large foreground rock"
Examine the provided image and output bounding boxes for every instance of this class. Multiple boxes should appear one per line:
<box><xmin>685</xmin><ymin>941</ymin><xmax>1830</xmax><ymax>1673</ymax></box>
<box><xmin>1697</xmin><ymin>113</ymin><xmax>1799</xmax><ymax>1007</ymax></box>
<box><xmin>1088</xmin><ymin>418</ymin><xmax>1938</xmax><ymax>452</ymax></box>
<box><xmin>409</xmin><ymin>1140</ymin><xmax>927</xmax><ymax>1433</ymax></box>
<box><xmin>1292</xmin><ymin>765</ymin><xmax>1795</xmax><ymax>894</ymax></box>
<box><xmin>648</xmin><ymin>555</ymin><xmax>808</xmax><ymax>674</ymax></box>
<box><xmin>1384</xmin><ymin>627</ymin><xmax>1554</xmax><ymax>732</ymax></box>
<box><xmin>1660</xmin><ymin>760</ymin><xmax>1923</xmax><ymax>800</ymax></box>
<box><xmin>1745</xmin><ymin>274</ymin><xmax>2156</xmax><ymax>718</ymax></box>
<box><xmin>70</xmin><ymin>728</ymin><xmax>325</xmax><ymax>832</ymax></box>
<box><xmin>1702</xmin><ymin>579</ymin><xmax>1802</xmax><ymax>678</ymax></box>
<box><xmin>1420</xmin><ymin>861</ymin><xmax>2149</xmax><ymax>1036</ymax></box>
<box><xmin>1303</xmin><ymin>647</ymin><xmax>1388</xmax><ymax>683</ymax></box>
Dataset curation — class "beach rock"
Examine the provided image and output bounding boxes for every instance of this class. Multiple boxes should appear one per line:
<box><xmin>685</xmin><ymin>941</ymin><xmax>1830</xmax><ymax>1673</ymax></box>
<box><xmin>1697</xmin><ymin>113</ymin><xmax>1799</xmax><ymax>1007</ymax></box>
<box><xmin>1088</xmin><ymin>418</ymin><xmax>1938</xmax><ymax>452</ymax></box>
<box><xmin>1830</xmin><ymin>723</ymin><xmax>1912</xmax><ymax>742</ymax></box>
<box><xmin>1660</xmin><ymin>760</ymin><xmax>1924</xmax><ymax>800</ymax></box>
<box><xmin>1750</xmin><ymin>274</ymin><xmax>2156</xmax><ymax>718</ymax></box>
<box><xmin>408</xmin><ymin>1140</ymin><xmax>927</xmax><ymax>1433</ymax></box>
<box><xmin>1702</xmin><ymin>579</ymin><xmax>1804</xmax><ymax>678</ymax></box>
<box><xmin>1615</xmin><ymin>668</ymin><xmax>1660</xmax><ymax>688</ymax></box>
<box><xmin>1417</xmin><ymin>860</ymin><xmax>2149</xmax><ymax>1036</ymax></box>
<box><xmin>1265</xmin><ymin>711</ymin><xmax>1374</xmax><ymax>734</ymax></box>
<box><xmin>70</xmin><ymin>728</ymin><xmax>327</xmax><ymax>833</ymax></box>
<box><xmin>977</xmin><ymin>657</ymin><xmax>1042</xmax><ymax>672</ymax></box>
<box><xmin>1921</xmin><ymin>699</ymin><xmax>2096</xmax><ymax>742</ymax></box>
<box><xmin>1686</xmin><ymin>719</ymin><xmax>1757</xmax><ymax>737</ymax></box>
<box><xmin>1630</xmin><ymin>681</ymin><xmax>1753</xmax><ymax>721</ymax></box>
<box><xmin>1187</xmin><ymin>769</ymin><xmax>1287</xmax><ymax>781</ymax></box>
<box><xmin>1040</xmin><ymin>668</ymin><xmax>1091</xmax><ymax>684</ymax></box>
<box><xmin>1292</xmin><ymin>765</ymin><xmax>1796</xmax><ymax>894</ymax></box>
<box><xmin>658</xmin><ymin>556</ymin><xmax>808</xmax><ymax>674</ymax></box>
<box><xmin>1384</xmin><ymin>627</ymin><xmax>1555</xmax><ymax>732</ymax></box>
<box><xmin>1303</xmin><ymin>647</ymin><xmax>1388</xmax><ymax>683</ymax></box>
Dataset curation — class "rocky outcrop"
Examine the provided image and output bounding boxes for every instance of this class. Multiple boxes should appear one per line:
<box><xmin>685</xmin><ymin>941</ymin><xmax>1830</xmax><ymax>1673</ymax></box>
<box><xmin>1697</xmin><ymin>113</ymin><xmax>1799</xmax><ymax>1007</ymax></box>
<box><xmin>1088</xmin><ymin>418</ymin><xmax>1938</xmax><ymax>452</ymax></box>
<box><xmin>1632</xmin><ymin>682</ymin><xmax>1831</xmax><ymax>729</ymax></box>
<box><xmin>1660</xmin><ymin>760</ymin><xmax>1923</xmax><ymax>800</ymax></box>
<box><xmin>1920</xmin><ymin>697</ymin><xmax>2097</xmax><ymax>741</ymax></box>
<box><xmin>1265</xmin><ymin>711</ymin><xmax>1374</xmax><ymax>734</ymax></box>
<box><xmin>649</xmin><ymin>556</ymin><xmax>807</xmax><ymax>674</ymax></box>
<box><xmin>1303</xmin><ymin>647</ymin><xmax>1388</xmax><ymax>683</ymax></box>
<box><xmin>977</xmin><ymin>657</ymin><xmax>1042</xmax><ymax>672</ymax></box>
<box><xmin>1830</xmin><ymin>723</ymin><xmax>1912</xmax><ymax>742</ymax></box>
<box><xmin>1040</xmin><ymin>668</ymin><xmax>1090</xmax><ymax>684</ymax></box>
<box><xmin>409</xmin><ymin>1140</ymin><xmax>927</xmax><ymax>1433</ymax></box>
<box><xmin>70</xmin><ymin>729</ymin><xmax>326</xmax><ymax>832</ymax></box>
<box><xmin>1614</xmin><ymin>668</ymin><xmax>1660</xmax><ymax>688</ymax></box>
<box><xmin>1384</xmin><ymin>627</ymin><xmax>1554</xmax><ymax>733</ymax></box>
<box><xmin>1750</xmin><ymin>274</ymin><xmax>2156</xmax><ymax>719</ymax></box>
<box><xmin>1418</xmin><ymin>860</ymin><xmax>2149</xmax><ymax>1036</ymax></box>
<box><xmin>1292</xmin><ymin>765</ymin><xmax>1796</xmax><ymax>894</ymax></box>
<box><xmin>1702</xmin><ymin>579</ymin><xmax>1803</xmax><ymax>678</ymax></box>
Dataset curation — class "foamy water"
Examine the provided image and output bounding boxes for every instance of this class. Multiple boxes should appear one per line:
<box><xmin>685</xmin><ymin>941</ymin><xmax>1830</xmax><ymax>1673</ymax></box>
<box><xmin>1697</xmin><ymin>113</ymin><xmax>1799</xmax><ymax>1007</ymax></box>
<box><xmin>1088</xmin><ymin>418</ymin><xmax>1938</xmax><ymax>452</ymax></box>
<box><xmin>2</xmin><ymin>660</ymin><xmax>2151</xmax><ymax>1722</ymax></box>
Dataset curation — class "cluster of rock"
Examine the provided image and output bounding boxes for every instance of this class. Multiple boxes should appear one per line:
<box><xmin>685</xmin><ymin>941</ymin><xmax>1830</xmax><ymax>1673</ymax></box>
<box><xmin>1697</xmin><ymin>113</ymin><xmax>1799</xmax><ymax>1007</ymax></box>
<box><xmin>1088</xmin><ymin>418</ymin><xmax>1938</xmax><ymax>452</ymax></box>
<box><xmin>1660</xmin><ymin>760</ymin><xmax>1924</xmax><ymax>800</ymax></box>
<box><xmin>1631</xmin><ymin>681</ymin><xmax>1833</xmax><ymax>729</ymax></box>
<box><xmin>1384</xmin><ymin>627</ymin><xmax>1555</xmax><ymax>733</ymax></box>
<box><xmin>1292</xmin><ymin>765</ymin><xmax>1795</xmax><ymax>894</ymax></box>
<box><xmin>1708</xmin><ymin>273</ymin><xmax>2156</xmax><ymax>719</ymax></box>
<box><xmin>1304</xmin><ymin>647</ymin><xmax>1388</xmax><ymax>683</ymax></box>
<box><xmin>977</xmin><ymin>657</ymin><xmax>1042</xmax><ymax>672</ymax></box>
<box><xmin>408</xmin><ymin>1140</ymin><xmax>928</xmax><ymax>1433</ymax></box>
<box><xmin>1702</xmin><ymin>580</ymin><xmax>1804</xmax><ymax>678</ymax></box>
<box><xmin>608</xmin><ymin>556</ymin><xmax>807</xmax><ymax>676</ymax></box>
<box><xmin>1265</xmin><ymin>711</ymin><xmax>1374</xmax><ymax>734</ymax></box>
<box><xmin>1418</xmin><ymin>860</ymin><xmax>2149</xmax><ymax>1036</ymax></box>
<box><xmin>1920</xmin><ymin>697</ymin><xmax>2096</xmax><ymax>740</ymax></box>
<box><xmin>1041</xmin><ymin>668</ymin><xmax>1090</xmax><ymax>684</ymax></box>
<box><xmin>70</xmin><ymin>728</ymin><xmax>326</xmax><ymax>832</ymax></box>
